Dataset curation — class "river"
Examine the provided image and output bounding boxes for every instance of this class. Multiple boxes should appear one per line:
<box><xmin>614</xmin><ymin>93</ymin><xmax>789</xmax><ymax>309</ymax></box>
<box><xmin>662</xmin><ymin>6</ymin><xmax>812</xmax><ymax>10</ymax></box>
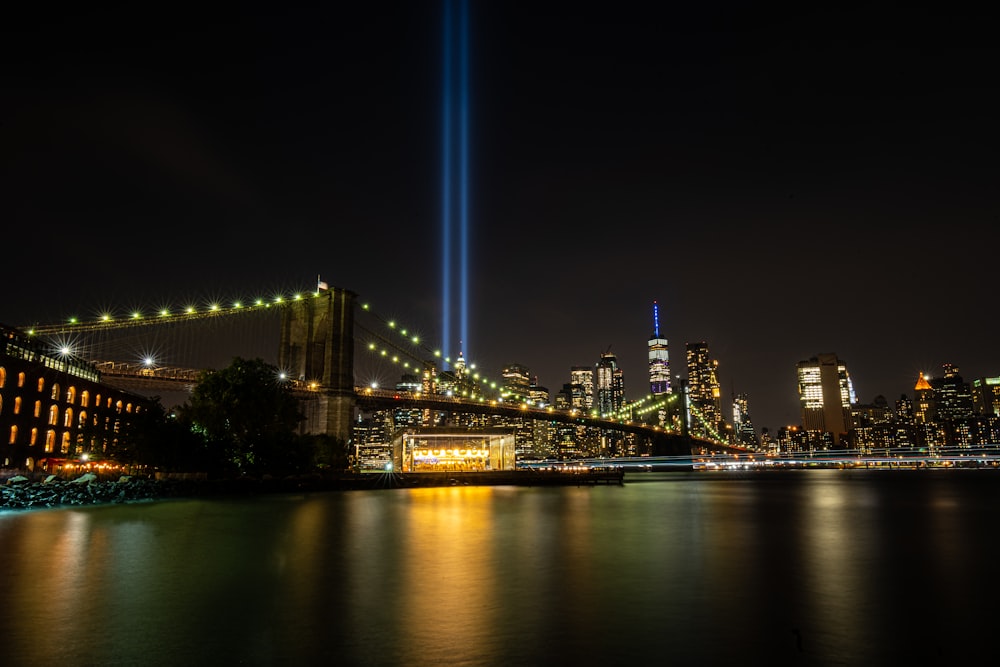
<box><xmin>2</xmin><ymin>469</ymin><xmax>997</xmax><ymax>666</ymax></box>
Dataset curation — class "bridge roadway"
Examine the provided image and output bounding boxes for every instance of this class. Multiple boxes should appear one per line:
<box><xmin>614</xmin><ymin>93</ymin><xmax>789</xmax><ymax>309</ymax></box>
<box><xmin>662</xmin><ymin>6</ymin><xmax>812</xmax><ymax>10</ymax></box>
<box><xmin>96</xmin><ymin>367</ymin><xmax>738</xmax><ymax>456</ymax></box>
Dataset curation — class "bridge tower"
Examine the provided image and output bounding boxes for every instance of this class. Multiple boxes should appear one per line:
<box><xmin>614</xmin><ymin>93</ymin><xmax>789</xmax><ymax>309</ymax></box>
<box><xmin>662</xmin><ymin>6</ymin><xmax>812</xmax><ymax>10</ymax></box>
<box><xmin>278</xmin><ymin>287</ymin><xmax>356</xmax><ymax>451</ymax></box>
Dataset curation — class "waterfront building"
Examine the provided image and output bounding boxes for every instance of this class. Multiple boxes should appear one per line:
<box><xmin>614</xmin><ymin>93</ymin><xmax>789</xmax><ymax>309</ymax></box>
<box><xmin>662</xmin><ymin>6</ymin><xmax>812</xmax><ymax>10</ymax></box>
<box><xmin>686</xmin><ymin>342</ymin><xmax>722</xmax><ymax>440</ymax></box>
<box><xmin>796</xmin><ymin>353</ymin><xmax>856</xmax><ymax>446</ymax></box>
<box><xmin>648</xmin><ymin>301</ymin><xmax>671</xmax><ymax>395</ymax></box>
<box><xmin>1</xmin><ymin>324</ymin><xmax>150</xmax><ymax>471</ymax></box>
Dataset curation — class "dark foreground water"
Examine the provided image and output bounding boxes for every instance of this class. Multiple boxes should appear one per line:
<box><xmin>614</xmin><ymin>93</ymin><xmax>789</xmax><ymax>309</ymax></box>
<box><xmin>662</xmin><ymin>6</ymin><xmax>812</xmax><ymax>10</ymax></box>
<box><xmin>2</xmin><ymin>469</ymin><xmax>999</xmax><ymax>666</ymax></box>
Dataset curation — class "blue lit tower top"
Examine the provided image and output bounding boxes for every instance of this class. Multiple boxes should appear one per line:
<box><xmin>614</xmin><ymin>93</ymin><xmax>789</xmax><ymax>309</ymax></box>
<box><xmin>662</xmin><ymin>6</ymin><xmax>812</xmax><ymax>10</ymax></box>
<box><xmin>648</xmin><ymin>301</ymin><xmax>671</xmax><ymax>395</ymax></box>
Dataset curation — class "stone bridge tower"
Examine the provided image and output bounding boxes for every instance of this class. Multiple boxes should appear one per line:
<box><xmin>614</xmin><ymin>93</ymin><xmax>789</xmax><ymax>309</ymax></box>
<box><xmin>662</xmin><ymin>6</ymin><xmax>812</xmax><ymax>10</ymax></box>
<box><xmin>278</xmin><ymin>287</ymin><xmax>356</xmax><ymax>456</ymax></box>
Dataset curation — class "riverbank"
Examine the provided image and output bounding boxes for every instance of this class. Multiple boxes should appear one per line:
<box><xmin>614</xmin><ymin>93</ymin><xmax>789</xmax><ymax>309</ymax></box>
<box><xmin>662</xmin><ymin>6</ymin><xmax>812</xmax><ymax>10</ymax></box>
<box><xmin>1</xmin><ymin>468</ymin><xmax>625</xmax><ymax>512</ymax></box>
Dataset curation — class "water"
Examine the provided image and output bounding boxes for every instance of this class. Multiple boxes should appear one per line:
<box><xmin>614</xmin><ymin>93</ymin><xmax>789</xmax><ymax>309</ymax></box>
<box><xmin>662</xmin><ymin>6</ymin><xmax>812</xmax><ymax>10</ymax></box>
<box><xmin>2</xmin><ymin>469</ymin><xmax>998</xmax><ymax>666</ymax></box>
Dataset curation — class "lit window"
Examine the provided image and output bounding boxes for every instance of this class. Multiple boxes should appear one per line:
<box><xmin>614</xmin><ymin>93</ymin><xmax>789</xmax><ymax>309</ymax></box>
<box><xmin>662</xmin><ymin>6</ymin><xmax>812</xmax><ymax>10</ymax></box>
<box><xmin>0</xmin><ymin>367</ymin><xmax>5</xmax><ymax>388</ymax></box>
<box><xmin>14</xmin><ymin>396</ymin><xmax>21</xmax><ymax>414</ymax></box>
<box><xmin>63</xmin><ymin>408</ymin><xmax>74</xmax><ymax>428</ymax></box>
<box><xmin>37</xmin><ymin>378</ymin><xmax>44</xmax><ymax>393</ymax></box>
<box><xmin>48</xmin><ymin>405</ymin><xmax>59</xmax><ymax>426</ymax></box>
<box><xmin>18</xmin><ymin>372</ymin><xmax>25</xmax><ymax>387</ymax></box>
<box><xmin>45</xmin><ymin>430</ymin><xmax>55</xmax><ymax>452</ymax></box>
<box><xmin>67</xmin><ymin>386</ymin><xmax>77</xmax><ymax>404</ymax></box>
<box><xmin>30</xmin><ymin>428</ymin><xmax>38</xmax><ymax>445</ymax></box>
<box><xmin>34</xmin><ymin>401</ymin><xmax>41</xmax><ymax>418</ymax></box>
<box><xmin>8</xmin><ymin>425</ymin><xmax>17</xmax><ymax>445</ymax></box>
<box><xmin>50</xmin><ymin>383</ymin><xmax>60</xmax><ymax>401</ymax></box>
<box><xmin>81</xmin><ymin>391</ymin><xmax>90</xmax><ymax>407</ymax></box>
<box><xmin>61</xmin><ymin>432</ymin><xmax>71</xmax><ymax>454</ymax></box>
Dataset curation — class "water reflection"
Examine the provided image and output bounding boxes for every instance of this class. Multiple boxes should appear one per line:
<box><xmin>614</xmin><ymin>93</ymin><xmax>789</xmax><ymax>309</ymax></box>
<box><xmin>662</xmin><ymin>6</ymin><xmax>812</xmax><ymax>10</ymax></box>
<box><xmin>3</xmin><ymin>471</ymin><xmax>1000</xmax><ymax>666</ymax></box>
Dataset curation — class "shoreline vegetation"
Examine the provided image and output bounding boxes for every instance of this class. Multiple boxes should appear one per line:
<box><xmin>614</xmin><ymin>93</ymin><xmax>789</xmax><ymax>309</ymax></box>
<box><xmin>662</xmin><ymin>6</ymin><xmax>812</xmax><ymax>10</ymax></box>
<box><xmin>0</xmin><ymin>468</ymin><xmax>627</xmax><ymax>512</ymax></box>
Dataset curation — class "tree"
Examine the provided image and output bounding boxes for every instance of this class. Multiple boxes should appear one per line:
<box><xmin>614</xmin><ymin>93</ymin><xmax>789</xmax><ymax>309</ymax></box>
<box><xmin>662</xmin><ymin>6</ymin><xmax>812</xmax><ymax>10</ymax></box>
<box><xmin>177</xmin><ymin>357</ymin><xmax>307</xmax><ymax>476</ymax></box>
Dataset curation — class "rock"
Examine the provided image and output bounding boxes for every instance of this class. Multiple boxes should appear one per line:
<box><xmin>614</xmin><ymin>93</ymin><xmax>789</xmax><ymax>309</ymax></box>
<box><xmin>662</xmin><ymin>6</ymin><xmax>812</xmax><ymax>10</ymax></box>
<box><xmin>5</xmin><ymin>475</ymin><xmax>29</xmax><ymax>485</ymax></box>
<box><xmin>71</xmin><ymin>472</ymin><xmax>98</xmax><ymax>484</ymax></box>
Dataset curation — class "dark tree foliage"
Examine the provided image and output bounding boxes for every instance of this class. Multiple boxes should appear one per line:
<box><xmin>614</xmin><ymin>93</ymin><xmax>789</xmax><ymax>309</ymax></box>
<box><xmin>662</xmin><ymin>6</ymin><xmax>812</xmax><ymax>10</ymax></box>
<box><xmin>176</xmin><ymin>357</ymin><xmax>309</xmax><ymax>477</ymax></box>
<box><xmin>112</xmin><ymin>397</ymin><xmax>207</xmax><ymax>471</ymax></box>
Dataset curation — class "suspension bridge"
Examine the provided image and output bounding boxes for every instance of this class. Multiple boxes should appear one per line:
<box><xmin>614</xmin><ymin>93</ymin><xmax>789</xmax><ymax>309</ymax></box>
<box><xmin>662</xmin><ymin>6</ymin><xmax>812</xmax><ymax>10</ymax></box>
<box><xmin>13</xmin><ymin>283</ymin><xmax>731</xmax><ymax>461</ymax></box>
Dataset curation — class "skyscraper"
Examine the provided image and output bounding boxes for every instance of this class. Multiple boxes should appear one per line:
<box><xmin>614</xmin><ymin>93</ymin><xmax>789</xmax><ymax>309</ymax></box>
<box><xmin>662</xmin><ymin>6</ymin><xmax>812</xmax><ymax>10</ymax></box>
<box><xmin>648</xmin><ymin>301</ymin><xmax>671</xmax><ymax>395</ymax></box>
<box><xmin>796</xmin><ymin>353</ymin><xmax>856</xmax><ymax>445</ymax></box>
<box><xmin>596</xmin><ymin>349</ymin><xmax>624</xmax><ymax>416</ymax></box>
<box><xmin>570</xmin><ymin>366</ymin><xmax>594</xmax><ymax>411</ymax></box>
<box><xmin>686</xmin><ymin>342</ymin><xmax>722</xmax><ymax>440</ymax></box>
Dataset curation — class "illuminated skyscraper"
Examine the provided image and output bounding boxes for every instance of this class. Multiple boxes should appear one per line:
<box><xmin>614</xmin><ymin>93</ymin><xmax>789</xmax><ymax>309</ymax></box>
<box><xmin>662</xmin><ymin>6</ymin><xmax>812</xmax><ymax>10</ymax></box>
<box><xmin>796</xmin><ymin>353</ymin><xmax>856</xmax><ymax>445</ymax></box>
<box><xmin>686</xmin><ymin>342</ymin><xmax>722</xmax><ymax>440</ymax></box>
<box><xmin>732</xmin><ymin>392</ymin><xmax>758</xmax><ymax>448</ymax></box>
<box><xmin>501</xmin><ymin>363</ymin><xmax>531</xmax><ymax>402</ymax></box>
<box><xmin>596</xmin><ymin>349</ymin><xmax>624</xmax><ymax>416</ymax></box>
<box><xmin>648</xmin><ymin>301</ymin><xmax>671</xmax><ymax>395</ymax></box>
<box><xmin>972</xmin><ymin>376</ymin><xmax>1000</xmax><ymax>416</ymax></box>
<box><xmin>569</xmin><ymin>366</ymin><xmax>594</xmax><ymax>410</ymax></box>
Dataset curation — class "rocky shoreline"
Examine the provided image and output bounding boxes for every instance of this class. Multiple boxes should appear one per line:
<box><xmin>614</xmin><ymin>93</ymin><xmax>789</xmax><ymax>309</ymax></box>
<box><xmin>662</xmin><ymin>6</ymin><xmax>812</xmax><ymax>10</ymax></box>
<box><xmin>1</xmin><ymin>468</ymin><xmax>626</xmax><ymax>512</ymax></box>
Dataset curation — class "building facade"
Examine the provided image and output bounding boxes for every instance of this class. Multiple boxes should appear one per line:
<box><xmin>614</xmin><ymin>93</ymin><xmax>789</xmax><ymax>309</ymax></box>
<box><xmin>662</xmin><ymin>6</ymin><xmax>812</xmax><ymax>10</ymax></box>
<box><xmin>648</xmin><ymin>301</ymin><xmax>671</xmax><ymax>395</ymax></box>
<box><xmin>796</xmin><ymin>353</ymin><xmax>856</xmax><ymax>446</ymax></box>
<box><xmin>1</xmin><ymin>325</ymin><xmax>150</xmax><ymax>471</ymax></box>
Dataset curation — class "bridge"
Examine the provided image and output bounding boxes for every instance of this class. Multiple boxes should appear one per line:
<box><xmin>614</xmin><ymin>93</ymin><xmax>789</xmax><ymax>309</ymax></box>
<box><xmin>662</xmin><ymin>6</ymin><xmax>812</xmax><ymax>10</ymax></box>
<box><xmin>16</xmin><ymin>283</ymin><xmax>733</xmax><ymax>461</ymax></box>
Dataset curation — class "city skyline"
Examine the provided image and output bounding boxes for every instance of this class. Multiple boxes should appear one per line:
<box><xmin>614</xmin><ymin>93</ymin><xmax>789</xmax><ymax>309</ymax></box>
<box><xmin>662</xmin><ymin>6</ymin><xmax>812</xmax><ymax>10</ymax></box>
<box><xmin>2</xmin><ymin>3</ymin><xmax>997</xmax><ymax>434</ymax></box>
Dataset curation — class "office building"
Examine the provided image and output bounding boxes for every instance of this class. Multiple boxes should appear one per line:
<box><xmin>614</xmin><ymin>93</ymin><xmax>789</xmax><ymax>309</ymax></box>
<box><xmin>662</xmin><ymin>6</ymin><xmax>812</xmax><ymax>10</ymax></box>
<box><xmin>796</xmin><ymin>353</ymin><xmax>856</xmax><ymax>445</ymax></box>
<box><xmin>648</xmin><ymin>301</ymin><xmax>671</xmax><ymax>395</ymax></box>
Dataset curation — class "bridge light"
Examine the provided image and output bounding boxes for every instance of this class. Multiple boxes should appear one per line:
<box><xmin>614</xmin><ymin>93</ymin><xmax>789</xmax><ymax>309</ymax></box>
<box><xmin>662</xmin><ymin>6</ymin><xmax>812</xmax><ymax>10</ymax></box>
<box><xmin>131</xmin><ymin>312</ymin><xmax>142</xmax><ymax>319</ymax></box>
<box><xmin>68</xmin><ymin>317</ymin><xmax>78</xmax><ymax>325</ymax></box>
<box><xmin>392</xmin><ymin>356</ymin><xmax>399</xmax><ymax>363</ymax></box>
<box><xmin>380</xmin><ymin>350</ymin><xmax>387</xmax><ymax>356</ymax></box>
<box><xmin>209</xmin><ymin>304</ymin><xmax>220</xmax><ymax>311</ymax></box>
<box><xmin>143</xmin><ymin>357</ymin><xmax>154</xmax><ymax>367</ymax></box>
<box><xmin>293</xmin><ymin>293</ymin><xmax>302</xmax><ymax>300</ymax></box>
<box><xmin>370</xmin><ymin>382</ymin><xmax>378</xmax><ymax>389</ymax></box>
<box><xmin>411</xmin><ymin>336</ymin><xmax>420</xmax><ymax>344</ymax></box>
<box><xmin>400</xmin><ymin>328</ymin><xmax>407</xmax><ymax>335</ymax></box>
<box><xmin>434</xmin><ymin>350</ymin><xmax>442</xmax><ymax>357</ymax></box>
<box><xmin>362</xmin><ymin>303</ymin><xmax>370</xmax><ymax>310</ymax></box>
<box><xmin>186</xmin><ymin>306</ymin><xmax>196</xmax><ymax>314</ymax></box>
<box><xmin>274</xmin><ymin>296</ymin><xmax>283</xmax><ymax>304</ymax></box>
<box><xmin>101</xmin><ymin>314</ymin><xmax>111</xmax><ymax>322</ymax></box>
<box><xmin>368</xmin><ymin>342</ymin><xmax>376</xmax><ymax>350</ymax></box>
<box><xmin>159</xmin><ymin>309</ymin><xmax>170</xmax><ymax>317</ymax></box>
<box><xmin>254</xmin><ymin>299</ymin><xmax>264</xmax><ymax>307</ymax></box>
<box><xmin>278</xmin><ymin>372</ymin><xmax>287</xmax><ymax>380</ymax></box>
<box><xmin>388</xmin><ymin>321</ymin><xmax>396</xmax><ymax>329</ymax></box>
<box><xmin>233</xmin><ymin>302</ymin><xmax>242</xmax><ymax>309</ymax></box>
<box><xmin>59</xmin><ymin>346</ymin><xmax>71</xmax><ymax>356</ymax></box>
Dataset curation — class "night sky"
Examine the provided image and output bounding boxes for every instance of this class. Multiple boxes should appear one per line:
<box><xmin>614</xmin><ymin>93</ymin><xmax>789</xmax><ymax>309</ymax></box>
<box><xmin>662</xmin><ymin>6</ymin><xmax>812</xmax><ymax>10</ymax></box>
<box><xmin>3</xmin><ymin>3</ymin><xmax>998</xmax><ymax>433</ymax></box>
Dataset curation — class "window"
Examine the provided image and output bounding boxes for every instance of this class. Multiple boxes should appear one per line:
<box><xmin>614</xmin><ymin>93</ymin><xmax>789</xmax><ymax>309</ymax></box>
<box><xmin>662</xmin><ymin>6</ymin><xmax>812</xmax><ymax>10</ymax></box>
<box><xmin>78</xmin><ymin>411</ymin><xmax>87</xmax><ymax>428</ymax></box>
<box><xmin>34</xmin><ymin>401</ymin><xmax>41</xmax><ymax>418</ymax></box>
<box><xmin>37</xmin><ymin>377</ymin><xmax>44</xmax><ymax>392</ymax></box>
<box><xmin>14</xmin><ymin>396</ymin><xmax>21</xmax><ymax>414</ymax></box>
<box><xmin>64</xmin><ymin>408</ymin><xmax>74</xmax><ymax>428</ymax></box>
<box><xmin>67</xmin><ymin>386</ymin><xmax>77</xmax><ymax>404</ymax></box>
<box><xmin>116</xmin><ymin>400</ymin><xmax>124</xmax><ymax>414</ymax></box>
<box><xmin>0</xmin><ymin>367</ymin><xmax>5</xmax><ymax>388</ymax></box>
<box><xmin>95</xmin><ymin>394</ymin><xmax>102</xmax><ymax>408</ymax></box>
<box><xmin>61</xmin><ymin>432</ymin><xmax>71</xmax><ymax>454</ymax></box>
<box><xmin>51</xmin><ymin>383</ymin><xmax>60</xmax><ymax>400</ymax></box>
<box><xmin>8</xmin><ymin>425</ymin><xmax>17</xmax><ymax>445</ymax></box>
<box><xmin>81</xmin><ymin>390</ymin><xmax>90</xmax><ymax>407</ymax></box>
<box><xmin>48</xmin><ymin>405</ymin><xmax>59</xmax><ymax>426</ymax></box>
<box><xmin>45</xmin><ymin>430</ymin><xmax>55</xmax><ymax>452</ymax></box>
<box><xmin>18</xmin><ymin>372</ymin><xmax>25</xmax><ymax>387</ymax></box>
<box><xmin>30</xmin><ymin>428</ymin><xmax>38</xmax><ymax>445</ymax></box>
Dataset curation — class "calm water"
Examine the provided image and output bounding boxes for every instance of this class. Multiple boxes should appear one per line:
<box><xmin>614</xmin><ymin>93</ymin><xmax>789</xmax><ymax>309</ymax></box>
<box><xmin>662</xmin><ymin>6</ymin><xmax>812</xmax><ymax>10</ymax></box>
<box><xmin>2</xmin><ymin>469</ymin><xmax>998</xmax><ymax>666</ymax></box>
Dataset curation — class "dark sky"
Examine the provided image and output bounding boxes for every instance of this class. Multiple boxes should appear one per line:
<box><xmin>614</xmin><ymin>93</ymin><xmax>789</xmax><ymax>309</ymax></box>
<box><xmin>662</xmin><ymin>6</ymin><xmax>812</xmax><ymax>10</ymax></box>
<box><xmin>3</xmin><ymin>2</ymin><xmax>998</xmax><ymax>433</ymax></box>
